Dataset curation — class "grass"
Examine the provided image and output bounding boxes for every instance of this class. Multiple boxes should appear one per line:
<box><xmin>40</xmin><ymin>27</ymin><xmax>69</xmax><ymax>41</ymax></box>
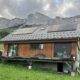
<box><xmin>0</xmin><ymin>62</ymin><xmax>80</xmax><ymax>80</ymax></box>
<box><xmin>0</xmin><ymin>44</ymin><xmax>4</xmax><ymax>51</ymax></box>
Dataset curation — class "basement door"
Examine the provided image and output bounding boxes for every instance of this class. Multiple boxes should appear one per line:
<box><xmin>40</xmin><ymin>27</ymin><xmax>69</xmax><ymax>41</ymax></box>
<box><xmin>8</xmin><ymin>44</ymin><xmax>18</xmax><ymax>57</ymax></box>
<box><xmin>57</xmin><ymin>63</ymin><xmax>63</xmax><ymax>72</ymax></box>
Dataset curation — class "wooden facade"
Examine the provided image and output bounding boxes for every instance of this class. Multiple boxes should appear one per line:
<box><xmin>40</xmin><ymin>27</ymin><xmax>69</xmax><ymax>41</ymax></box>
<box><xmin>3</xmin><ymin>41</ymin><xmax>77</xmax><ymax>58</ymax></box>
<box><xmin>18</xmin><ymin>43</ymin><xmax>54</xmax><ymax>58</ymax></box>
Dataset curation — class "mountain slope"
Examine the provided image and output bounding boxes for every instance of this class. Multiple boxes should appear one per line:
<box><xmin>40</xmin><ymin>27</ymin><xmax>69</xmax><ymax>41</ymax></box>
<box><xmin>26</xmin><ymin>12</ymin><xmax>53</xmax><ymax>25</ymax></box>
<box><xmin>0</xmin><ymin>12</ymin><xmax>54</xmax><ymax>29</ymax></box>
<box><xmin>0</xmin><ymin>18</ymin><xmax>25</xmax><ymax>29</ymax></box>
<box><xmin>0</xmin><ymin>12</ymin><xmax>80</xmax><ymax>30</ymax></box>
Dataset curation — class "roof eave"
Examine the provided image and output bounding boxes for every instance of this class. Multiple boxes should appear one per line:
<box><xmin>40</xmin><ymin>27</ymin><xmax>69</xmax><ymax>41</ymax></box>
<box><xmin>1</xmin><ymin>38</ymin><xmax>78</xmax><ymax>44</ymax></box>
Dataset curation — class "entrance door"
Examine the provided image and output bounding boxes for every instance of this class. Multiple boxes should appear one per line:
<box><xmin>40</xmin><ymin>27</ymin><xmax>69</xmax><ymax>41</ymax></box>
<box><xmin>57</xmin><ymin>63</ymin><xmax>63</xmax><ymax>72</ymax></box>
<box><xmin>8</xmin><ymin>44</ymin><xmax>18</xmax><ymax>57</ymax></box>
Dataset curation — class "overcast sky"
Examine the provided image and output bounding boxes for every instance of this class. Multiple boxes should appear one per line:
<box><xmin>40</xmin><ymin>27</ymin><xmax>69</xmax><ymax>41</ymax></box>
<box><xmin>0</xmin><ymin>0</ymin><xmax>80</xmax><ymax>19</ymax></box>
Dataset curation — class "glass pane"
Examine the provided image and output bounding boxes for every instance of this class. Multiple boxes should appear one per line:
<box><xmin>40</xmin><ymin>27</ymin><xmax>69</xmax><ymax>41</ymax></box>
<box><xmin>40</xmin><ymin>44</ymin><xmax>44</xmax><ymax>49</ymax></box>
<box><xmin>30</xmin><ymin>44</ymin><xmax>44</xmax><ymax>49</ymax></box>
<box><xmin>8</xmin><ymin>44</ymin><xmax>18</xmax><ymax>57</ymax></box>
<box><xmin>55</xmin><ymin>43</ymin><xmax>72</xmax><ymax>58</ymax></box>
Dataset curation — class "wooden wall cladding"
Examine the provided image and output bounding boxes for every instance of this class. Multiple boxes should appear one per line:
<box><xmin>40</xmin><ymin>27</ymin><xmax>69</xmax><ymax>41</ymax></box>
<box><xmin>72</xmin><ymin>43</ymin><xmax>77</xmax><ymax>57</ymax></box>
<box><xmin>3</xmin><ymin>42</ymin><xmax>77</xmax><ymax>58</ymax></box>
<box><xmin>3</xmin><ymin>43</ymin><xmax>8</xmax><ymax>56</ymax></box>
<box><xmin>18</xmin><ymin>43</ymin><xmax>54</xmax><ymax>58</ymax></box>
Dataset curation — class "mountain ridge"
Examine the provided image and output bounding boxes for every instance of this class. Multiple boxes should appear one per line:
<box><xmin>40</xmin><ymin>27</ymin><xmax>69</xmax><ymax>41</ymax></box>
<box><xmin>0</xmin><ymin>12</ymin><xmax>80</xmax><ymax>30</ymax></box>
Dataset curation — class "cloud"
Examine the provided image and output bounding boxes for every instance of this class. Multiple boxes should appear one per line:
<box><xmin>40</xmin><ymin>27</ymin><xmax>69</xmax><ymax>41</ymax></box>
<box><xmin>1</xmin><ymin>8</ymin><xmax>15</xmax><ymax>19</ymax></box>
<box><xmin>0</xmin><ymin>0</ymin><xmax>80</xmax><ymax>19</ymax></box>
<box><xmin>0</xmin><ymin>15</ymin><xmax>2</xmax><ymax>17</ymax></box>
<box><xmin>57</xmin><ymin>0</ymin><xmax>75</xmax><ymax>17</ymax></box>
<box><xmin>59</xmin><ymin>0</ymin><xmax>80</xmax><ymax>17</ymax></box>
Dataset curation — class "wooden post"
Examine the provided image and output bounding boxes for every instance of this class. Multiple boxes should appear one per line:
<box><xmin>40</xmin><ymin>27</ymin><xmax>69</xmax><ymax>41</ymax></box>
<box><xmin>75</xmin><ymin>39</ymin><xmax>80</xmax><ymax>74</ymax></box>
<box><xmin>71</xmin><ymin>57</ymin><xmax>75</xmax><ymax>76</ymax></box>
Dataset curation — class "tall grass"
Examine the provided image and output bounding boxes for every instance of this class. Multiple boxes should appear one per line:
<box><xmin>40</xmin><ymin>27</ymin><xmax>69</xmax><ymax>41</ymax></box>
<box><xmin>0</xmin><ymin>44</ymin><xmax>3</xmax><ymax>51</ymax></box>
<box><xmin>0</xmin><ymin>63</ymin><xmax>80</xmax><ymax>80</ymax></box>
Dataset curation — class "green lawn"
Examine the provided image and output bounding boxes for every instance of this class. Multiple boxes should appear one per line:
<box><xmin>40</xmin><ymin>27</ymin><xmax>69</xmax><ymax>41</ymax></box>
<box><xmin>0</xmin><ymin>63</ymin><xmax>80</xmax><ymax>80</ymax></box>
<box><xmin>0</xmin><ymin>44</ymin><xmax>3</xmax><ymax>51</ymax></box>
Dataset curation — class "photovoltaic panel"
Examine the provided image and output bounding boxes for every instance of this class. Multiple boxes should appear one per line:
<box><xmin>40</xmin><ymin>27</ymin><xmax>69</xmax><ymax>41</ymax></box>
<box><xmin>12</xmin><ymin>27</ymin><xmax>38</xmax><ymax>34</ymax></box>
<box><xmin>48</xmin><ymin>23</ymin><xmax>76</xmax><ymax>32</ymax></box>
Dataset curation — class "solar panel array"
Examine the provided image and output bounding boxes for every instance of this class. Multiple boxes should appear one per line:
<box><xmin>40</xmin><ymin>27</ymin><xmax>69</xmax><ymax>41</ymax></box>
<box><xmin>12</xmin><ymin>27</ymin><xmax>38</xmax><ymax>34</ymax></box>
<box><xmin>48</xmin><ymin>24</ymin><xmax>76</xmax><ymax>32</ymax></box>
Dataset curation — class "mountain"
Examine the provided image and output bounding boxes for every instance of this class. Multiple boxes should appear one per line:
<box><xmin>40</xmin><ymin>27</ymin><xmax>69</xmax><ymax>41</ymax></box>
<box><xmin>26</xmin><ymin>12</ymin><xmax>53</xmax><ymax>25</ymax></box>
<box><xmin>0</xmin><ymin>18</ymin><xmax>25</xmax><ymax>29</ymax></box>
<box><xmin>0</xmin><ymin>18</ymin><xmax>10</xmax><ymax>29</ymax></box>
<box><xmin>0</xmin><ymin>12</ymin><xmax>80</xmax><ymax>30</ymax></box>
<box><xmin>0</xmin><ymin>12</ymin><xmax>54</xmax><ymax>30</ymax></box>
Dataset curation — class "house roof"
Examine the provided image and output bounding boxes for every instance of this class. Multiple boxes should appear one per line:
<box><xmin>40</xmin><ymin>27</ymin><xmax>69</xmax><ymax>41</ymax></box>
<box><xmin>1</xmin><ymin>21</ymin><xmax>80</xmax><ymax>42</ymax></box>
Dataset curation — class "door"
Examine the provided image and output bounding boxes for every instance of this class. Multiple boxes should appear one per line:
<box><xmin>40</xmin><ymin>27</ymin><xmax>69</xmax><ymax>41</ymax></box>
<box><xmin>8</xmin><ymin>44</ymin><xmax>18</xmax><ymax>57</ymax></box>
<box><xmin>57</xmin><ymin>62</ymin><xmax>63</xmax><ymax>72</ymax></box>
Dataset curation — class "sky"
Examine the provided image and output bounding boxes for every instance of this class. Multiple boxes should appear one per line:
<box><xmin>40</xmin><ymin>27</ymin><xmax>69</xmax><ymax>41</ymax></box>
<box><xmin>0</xmin><ymin>0</ymin><xmax>80</xmax><ymax>19</ymax></box>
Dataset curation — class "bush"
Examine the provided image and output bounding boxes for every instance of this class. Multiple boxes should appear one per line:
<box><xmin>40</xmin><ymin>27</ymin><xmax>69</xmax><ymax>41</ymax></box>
<box><xmin>0</xmin><ymin>51</ymin><xmax>2</xmax><ymax>56</ymax></box>
<box><xmin>0</xmin><ymin>31</ymin><xmax>9</xmax><ymax>39</ymax></box>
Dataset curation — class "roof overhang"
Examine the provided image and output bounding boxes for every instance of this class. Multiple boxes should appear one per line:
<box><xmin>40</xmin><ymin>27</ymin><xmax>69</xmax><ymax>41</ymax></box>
<box><xmin>2</xmin><ymin>38</ymin><xmax>78</xmax><ymax>44</ymax></box>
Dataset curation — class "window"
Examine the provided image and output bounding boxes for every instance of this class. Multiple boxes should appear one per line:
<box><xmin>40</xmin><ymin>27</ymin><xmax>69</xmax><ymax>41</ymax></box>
<box><xmin>55</xmin><ymin>43</ymin><xmax>72</xmax><ymax>58</ymax></box>
<box><xmin>8</xmin><ymin>44</ymin><xmax>18</xmax><ymax>57</ymax></box>
<box><xmin>30</xmin><ymin>44</ymin><xmax>44</xmax><ymax>49</ymax></box>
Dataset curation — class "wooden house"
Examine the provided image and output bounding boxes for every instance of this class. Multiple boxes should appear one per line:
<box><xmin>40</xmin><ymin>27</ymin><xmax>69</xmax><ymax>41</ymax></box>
<box><xmin>0</xmin><ymin>23</ymin><xmax>80</xmax><ymax>73</ymax></box>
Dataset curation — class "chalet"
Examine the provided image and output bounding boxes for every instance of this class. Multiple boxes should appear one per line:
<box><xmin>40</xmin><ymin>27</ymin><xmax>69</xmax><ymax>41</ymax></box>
<box><xmin>0</xmin><ymin>22</ymin><xmax>80</xmax><ymax>73</ymax></box>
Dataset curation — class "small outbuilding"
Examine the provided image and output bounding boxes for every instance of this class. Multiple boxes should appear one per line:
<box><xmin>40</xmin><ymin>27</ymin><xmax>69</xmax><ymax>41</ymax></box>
<box><xmin>0</xmin><ymin>23</ymin><xmax>80</xmax><ymax>73</ymax></box>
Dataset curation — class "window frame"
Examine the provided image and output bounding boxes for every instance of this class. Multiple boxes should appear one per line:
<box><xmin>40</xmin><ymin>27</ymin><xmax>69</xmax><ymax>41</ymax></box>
<box><xmin>30</xmin><ymin>43</ymin><xmax>44</xmax><ymax>50</ymax></box>
<box><xmin>54</xmin><ymin>43</ymin><xmax>72</xmax><ymax>58</ymax></box>
<box><xmin>8</xmin><ymin>44</ymin><xmax>18</xmax><ymax>56</ymax></box>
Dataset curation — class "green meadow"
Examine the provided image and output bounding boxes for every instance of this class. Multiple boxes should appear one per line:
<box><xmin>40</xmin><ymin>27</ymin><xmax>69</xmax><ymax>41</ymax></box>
<box><xmin>0</xmin><ymin>44</ymin><xmax>4</xmax><ymax>51</ymax></box>
<box><xmin>0</xmin><ymin>63</ymin><xmax>80</xmax><ymax>80</ymax></box>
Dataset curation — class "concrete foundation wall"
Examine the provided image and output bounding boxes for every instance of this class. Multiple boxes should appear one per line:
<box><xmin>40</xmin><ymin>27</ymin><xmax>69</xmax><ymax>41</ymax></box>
<box><xmin>33</xmin><ymin>62</ymin><xmax>70</xmax><ymax>73</ymax></box>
